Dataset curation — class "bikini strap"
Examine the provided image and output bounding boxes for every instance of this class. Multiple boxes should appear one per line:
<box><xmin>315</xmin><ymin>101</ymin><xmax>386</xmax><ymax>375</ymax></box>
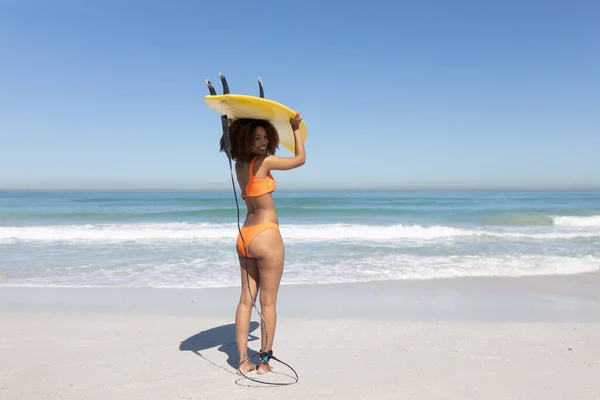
<box><xmin>248</xmin><ymin>156</ymin><xmax>258</xmax><ymax>181</ymax></box>
<box><xmin>248</xmin><ymin>157</ymin><xmax>256</xmax><ymax>181</ymax></box>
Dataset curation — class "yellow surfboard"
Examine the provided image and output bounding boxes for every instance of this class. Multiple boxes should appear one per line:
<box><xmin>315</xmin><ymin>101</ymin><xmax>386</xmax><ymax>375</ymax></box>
<box><xmin>204</xmin><ymin>94</ymin><xmax>308</xmax><ymax>154</ymax></box>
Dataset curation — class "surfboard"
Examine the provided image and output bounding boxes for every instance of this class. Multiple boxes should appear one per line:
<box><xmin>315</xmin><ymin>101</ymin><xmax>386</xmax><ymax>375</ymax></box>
<box><xmin>204</xmin><ymin>94</ymin><xmax>308</xmax><ymax>154</ymax></box>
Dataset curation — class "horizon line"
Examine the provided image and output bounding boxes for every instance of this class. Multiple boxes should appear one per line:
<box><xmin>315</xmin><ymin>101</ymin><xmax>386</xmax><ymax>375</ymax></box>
<box><xmin>1</xmin><ymin>185</ymin><xmax>600</xmax><ymax>193</ymax></box>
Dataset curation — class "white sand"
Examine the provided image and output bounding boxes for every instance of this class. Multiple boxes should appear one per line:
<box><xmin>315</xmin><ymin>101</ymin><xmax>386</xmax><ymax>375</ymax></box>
<box><xmin>1</xmin><ymin>273</ymin><xmax>600</xmax><ymax>399</ymax></box>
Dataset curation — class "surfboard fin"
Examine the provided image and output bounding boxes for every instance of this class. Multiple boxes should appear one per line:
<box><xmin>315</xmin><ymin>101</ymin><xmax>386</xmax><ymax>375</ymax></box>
<box><xmin>205</xmin><ymin>80</ymin><xmax>216</xmax><ymax>96</ymax></box>
<box><xmin>258</xmin><ymin>77</ymin><xmax>264</xmax><ymax>98</ymax></box>
<box><xmin>218</xmin><ymin>72</ymin><xmax>230</xmax><ymax>94</ymax></box>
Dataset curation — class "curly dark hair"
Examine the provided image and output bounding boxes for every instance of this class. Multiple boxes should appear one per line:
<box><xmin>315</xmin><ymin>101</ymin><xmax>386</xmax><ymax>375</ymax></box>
<box><xmin>219</xmin><ymin>118</ymin><xmax>280</xmax><ymax>162</ymax></box>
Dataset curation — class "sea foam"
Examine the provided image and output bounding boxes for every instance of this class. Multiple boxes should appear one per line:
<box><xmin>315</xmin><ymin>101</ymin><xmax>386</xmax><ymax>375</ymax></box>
<box><xmin>1</xmin><ymin>222</ymin><xmax>599</xmax><ymax>243</ymax></box>
<box><xmin>553</xmin><ymin>215</ymin><xmax>600</xmax><ymax>227</ymax></box>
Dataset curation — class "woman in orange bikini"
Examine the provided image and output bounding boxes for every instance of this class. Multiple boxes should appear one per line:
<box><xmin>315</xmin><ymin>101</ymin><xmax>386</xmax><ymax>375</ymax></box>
<box><xmin>220</xmin><ymin>112</ymin><xmax>306</xmax><ymax>375</ymax></box>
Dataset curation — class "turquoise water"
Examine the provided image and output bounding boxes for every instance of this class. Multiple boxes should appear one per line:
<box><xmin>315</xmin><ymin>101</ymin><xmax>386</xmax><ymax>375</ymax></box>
<box><xmin>1</xmin><ymin>190</ymin><xmax>599</xmax><ymax>288</ymax></box>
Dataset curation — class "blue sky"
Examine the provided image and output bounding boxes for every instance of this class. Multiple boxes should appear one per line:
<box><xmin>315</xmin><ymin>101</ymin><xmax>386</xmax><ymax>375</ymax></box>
<box><xmin>1</xmin><ymin>0</ymin><xmax>599</xmax><ymax>190</ymax></box>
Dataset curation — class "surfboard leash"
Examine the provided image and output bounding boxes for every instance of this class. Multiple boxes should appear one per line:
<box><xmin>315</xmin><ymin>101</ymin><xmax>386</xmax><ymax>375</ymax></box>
<box><xmin>205</xmin><ymin>73</ymin><xmax>299</xmax><ymax>386</ymax></box>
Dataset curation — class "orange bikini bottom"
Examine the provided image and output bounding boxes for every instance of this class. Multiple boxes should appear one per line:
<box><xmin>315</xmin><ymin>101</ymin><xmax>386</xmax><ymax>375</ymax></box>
<box><xmin>236</xmin><ymin>222</ymin><xmax>279</xmax><ymax>259</ymax></box>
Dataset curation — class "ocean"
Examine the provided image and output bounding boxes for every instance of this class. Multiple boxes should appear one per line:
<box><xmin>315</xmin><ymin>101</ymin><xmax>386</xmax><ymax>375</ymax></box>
<box><xmin>1</xmin><ymin>190</ymin><xmax>599</xmax><ymax>288</ymax></box>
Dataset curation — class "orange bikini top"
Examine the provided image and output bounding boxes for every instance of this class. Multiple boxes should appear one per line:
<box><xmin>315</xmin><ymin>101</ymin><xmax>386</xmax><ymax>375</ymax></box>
<box><xmin>241</xmin><ymin>156</ymin><xmax>276</xmax><ymax>200</ymax></box>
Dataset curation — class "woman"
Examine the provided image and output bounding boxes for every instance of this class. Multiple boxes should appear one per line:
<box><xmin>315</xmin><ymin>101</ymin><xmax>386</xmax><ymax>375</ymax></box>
<box><xmin>220</xmin><ymin>112</ymin><xmax>306</xmax><ymax>375</ymax></box>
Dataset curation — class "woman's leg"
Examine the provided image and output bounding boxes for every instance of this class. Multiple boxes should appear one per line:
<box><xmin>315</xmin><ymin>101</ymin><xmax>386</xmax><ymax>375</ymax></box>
<box><xmin>247</xmin><ymin>229</ymin><xmax>285</xmax><ymax>374</ymax></box>
<box><xmin>235</xmin><ymin>255</ymin><xmax>260</xmax><ymax>374</ymax></box>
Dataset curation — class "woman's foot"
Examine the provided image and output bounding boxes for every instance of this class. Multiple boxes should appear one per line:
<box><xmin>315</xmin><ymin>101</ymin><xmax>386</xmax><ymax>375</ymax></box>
<box><xmin>237</xmin><ymin>360</ymin><xmax>257</xmax><ymax>375</ymax></box>
<box><xmin>257</xmin><ymin>360</ymin><xmax>272</xmax><ymax>375</ymax></box>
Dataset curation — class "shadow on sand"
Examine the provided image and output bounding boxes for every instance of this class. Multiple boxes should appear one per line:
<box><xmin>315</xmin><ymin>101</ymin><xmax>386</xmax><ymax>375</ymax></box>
<box><xmin>179</xmin><ymin>322</ymin><xmax>260</xmax><ymax>373</ymax></box>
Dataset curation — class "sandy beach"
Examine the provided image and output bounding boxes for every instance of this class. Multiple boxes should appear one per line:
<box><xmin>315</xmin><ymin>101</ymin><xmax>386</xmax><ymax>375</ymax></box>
<box><xmin>1</xmin><ymin>273</ymin><xmax>600</xmax><ymax>399</ymax></box>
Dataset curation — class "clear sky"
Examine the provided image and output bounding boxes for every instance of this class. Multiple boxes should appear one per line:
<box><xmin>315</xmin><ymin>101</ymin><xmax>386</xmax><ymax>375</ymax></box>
<box><xmin>1</xmin><ymin>0</ymin><xmax>599</xmax><ymax>191</ymax></box>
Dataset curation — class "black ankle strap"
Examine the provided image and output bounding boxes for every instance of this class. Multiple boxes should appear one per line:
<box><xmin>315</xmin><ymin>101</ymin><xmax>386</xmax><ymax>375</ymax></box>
<box><xmin>259</xmin><ymin>350</ymin><xmax>273</xmax><ymax>362</ymax></box>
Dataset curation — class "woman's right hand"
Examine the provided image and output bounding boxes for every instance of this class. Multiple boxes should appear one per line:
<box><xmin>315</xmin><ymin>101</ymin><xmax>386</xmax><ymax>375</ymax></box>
<box><xmin>290</xmin><ymin>111</ymin><xmax>302</xmax><ymax>131</ymax></box>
